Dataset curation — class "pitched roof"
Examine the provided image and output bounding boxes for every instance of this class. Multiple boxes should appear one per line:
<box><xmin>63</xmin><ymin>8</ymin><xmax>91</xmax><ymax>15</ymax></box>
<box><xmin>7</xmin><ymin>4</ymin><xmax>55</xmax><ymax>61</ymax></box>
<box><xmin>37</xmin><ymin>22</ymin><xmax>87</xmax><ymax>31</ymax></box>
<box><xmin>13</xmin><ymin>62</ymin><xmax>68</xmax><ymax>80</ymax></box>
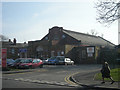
<box><xmin>62</xmin><ymin>29</ymin><xmax>115</xmax><ymax>47</ymax></box>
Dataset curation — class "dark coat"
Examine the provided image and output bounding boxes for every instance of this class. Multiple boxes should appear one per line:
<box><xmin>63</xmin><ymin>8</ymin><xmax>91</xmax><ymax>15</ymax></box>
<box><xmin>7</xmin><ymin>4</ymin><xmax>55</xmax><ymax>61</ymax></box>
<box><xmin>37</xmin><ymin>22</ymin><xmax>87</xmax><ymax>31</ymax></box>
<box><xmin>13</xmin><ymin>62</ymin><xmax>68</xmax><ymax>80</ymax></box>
<box><xmin>101</xmin><ymin>65</ymin><xmax>111</xmax><ymax>78</ymax></box>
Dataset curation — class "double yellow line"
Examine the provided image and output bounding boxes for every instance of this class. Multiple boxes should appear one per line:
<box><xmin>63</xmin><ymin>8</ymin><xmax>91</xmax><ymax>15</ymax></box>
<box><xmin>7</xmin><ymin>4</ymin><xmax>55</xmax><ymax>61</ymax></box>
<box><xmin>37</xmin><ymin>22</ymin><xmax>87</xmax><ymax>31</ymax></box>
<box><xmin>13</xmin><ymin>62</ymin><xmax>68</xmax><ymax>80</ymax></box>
<box><xmin>64</xmin><ymin>72</ymin><xmax>79</xmax><ymax>85</ymax></box>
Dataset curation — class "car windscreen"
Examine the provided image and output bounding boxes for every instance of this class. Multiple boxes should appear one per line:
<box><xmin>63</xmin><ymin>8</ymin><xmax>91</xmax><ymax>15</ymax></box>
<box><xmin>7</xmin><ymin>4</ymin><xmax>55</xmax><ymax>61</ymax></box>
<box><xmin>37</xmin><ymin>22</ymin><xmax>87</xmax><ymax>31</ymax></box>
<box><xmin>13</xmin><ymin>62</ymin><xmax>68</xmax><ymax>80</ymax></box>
<box><xmin>15</xmin><ymin>59</ymin><xmax>22</xmax><ymax>63</ymax></box>
<box><xmin>49</xmin><ymin>57</ymin><xmax>56</xmax><ymax>60</ymax></box>
<box><xmin>56</xmin><ymin>57</ymin><xmax>64</xmax><ymax>61</ymax></box>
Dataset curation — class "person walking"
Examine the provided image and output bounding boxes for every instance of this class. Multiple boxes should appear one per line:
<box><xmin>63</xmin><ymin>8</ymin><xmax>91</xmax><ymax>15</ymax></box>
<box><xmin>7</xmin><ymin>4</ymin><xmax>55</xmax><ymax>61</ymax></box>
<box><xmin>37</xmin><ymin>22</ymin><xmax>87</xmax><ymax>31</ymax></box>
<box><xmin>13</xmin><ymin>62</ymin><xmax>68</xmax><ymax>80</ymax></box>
<box><xmin>101</xmin><ymin>62</ymin><xmax>115</xmax><ymax>84</ymax></box>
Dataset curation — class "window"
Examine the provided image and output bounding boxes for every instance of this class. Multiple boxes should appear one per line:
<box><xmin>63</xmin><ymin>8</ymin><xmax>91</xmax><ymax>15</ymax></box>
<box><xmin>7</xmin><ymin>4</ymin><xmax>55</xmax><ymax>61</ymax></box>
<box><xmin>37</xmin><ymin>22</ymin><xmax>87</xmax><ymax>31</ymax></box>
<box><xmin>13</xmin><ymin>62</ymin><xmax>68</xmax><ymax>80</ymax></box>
<box><xmin>37</xmin><ymin>59</ymin><xmax>40</xmax><ymax>63</ymax></box>
<box><xmin>33</xmin><ymin>59</ymin><xmax>37</xmax><ymax>63</ymax></box>
<box><xmin>62</xmin><ymin>35</ymin><xmax>66</xmax><ymax>38</ymax></box>
<box><xmin>20</xmin><ymin>59</ymin><xmax>32</xmax><ymax>63</ymax></box>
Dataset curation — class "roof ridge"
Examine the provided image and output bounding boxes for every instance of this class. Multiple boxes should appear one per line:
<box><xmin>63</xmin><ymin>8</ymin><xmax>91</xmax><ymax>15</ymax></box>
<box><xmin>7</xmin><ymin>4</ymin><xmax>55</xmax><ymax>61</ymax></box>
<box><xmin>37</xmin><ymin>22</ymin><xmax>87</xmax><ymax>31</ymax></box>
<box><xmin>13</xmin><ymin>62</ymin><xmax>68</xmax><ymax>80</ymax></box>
<box><xmin>98</xmin><ymin>36</ymin><xmax>115</xmax><ymax>45</ymax></box>
<box><xmin>63</xmin><ymin>29</ymin><xmax>98</xmax><ymax>38</ymax></box>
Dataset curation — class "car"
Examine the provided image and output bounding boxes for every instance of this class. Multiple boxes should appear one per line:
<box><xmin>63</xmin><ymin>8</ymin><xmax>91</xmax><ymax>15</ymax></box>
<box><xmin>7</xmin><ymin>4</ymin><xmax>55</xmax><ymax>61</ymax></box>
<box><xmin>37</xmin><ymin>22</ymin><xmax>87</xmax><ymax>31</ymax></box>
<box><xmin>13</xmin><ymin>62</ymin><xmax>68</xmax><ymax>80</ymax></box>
<box><xmin>42</xmin><ymin>59</ymin><xmax>49</xmax><ymax>65</ymax></box>
<box><xmin>18</xmin><ymin>58</ymin><xmax>43</xmax><ymax>69</ymax></box>
<box><xmin>7</xmin><ymin>59</ymin><xmax>15</xmax><ymax>67</ymax></box>
<box><xmin>64</xmin><ymin>58</ymin><xmax>74</xmax><ymax>65</ymax></box>
<box><xmin>48</xmin><ymin>56</ymin><xmax>74</xmax><ymax>65</ymax></box>
<box><xmin>49</xmin><ymin>56</ymin><xmax>74</xmax><ymax>65</ymax></box>
<box><xmin>48</xmin><ymin>57</ymin><xmax>59</xmax><ymax>65</ymax></box>
<box><xmin>9</xmin><ymin>58</ymin><xmax>23</xmax><ymax>68</ymax></box>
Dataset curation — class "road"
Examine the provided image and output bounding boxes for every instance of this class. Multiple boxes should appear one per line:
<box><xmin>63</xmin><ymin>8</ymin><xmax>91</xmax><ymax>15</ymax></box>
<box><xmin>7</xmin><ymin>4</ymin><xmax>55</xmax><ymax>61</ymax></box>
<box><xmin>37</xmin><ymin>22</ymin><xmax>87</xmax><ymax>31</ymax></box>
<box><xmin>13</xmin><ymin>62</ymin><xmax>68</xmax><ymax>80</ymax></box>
<box><xmin>2</xmin><ymin>64</ymin><xmax>101</xmax><ymax>88</ymax></box>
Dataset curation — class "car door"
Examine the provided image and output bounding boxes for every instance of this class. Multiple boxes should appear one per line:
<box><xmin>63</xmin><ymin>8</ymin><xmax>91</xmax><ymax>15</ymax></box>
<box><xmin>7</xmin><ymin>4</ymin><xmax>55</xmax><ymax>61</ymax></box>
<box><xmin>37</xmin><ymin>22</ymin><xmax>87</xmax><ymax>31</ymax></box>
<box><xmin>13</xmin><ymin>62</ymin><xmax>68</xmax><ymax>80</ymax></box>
<box><xmin>32</xmin><ymin>59</ymin><xmax>38</xmax><ymax>68</ymax></box>
<box><xmin>36</xmin><ymin>59</ymin><xmax>41</xmax><ymax>67</ymax></box>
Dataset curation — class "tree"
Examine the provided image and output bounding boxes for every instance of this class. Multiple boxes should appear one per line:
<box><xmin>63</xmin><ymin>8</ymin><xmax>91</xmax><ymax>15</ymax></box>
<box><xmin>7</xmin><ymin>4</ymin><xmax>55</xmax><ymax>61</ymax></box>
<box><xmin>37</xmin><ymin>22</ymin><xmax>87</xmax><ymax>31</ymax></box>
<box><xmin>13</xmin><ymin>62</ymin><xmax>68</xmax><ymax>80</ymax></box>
<box><xmin>0</xmin><ymin>35</ymin><xmax>9</xmax><ymax>41</ymax></box>
<box><xmin>90</xmin><ymin>29</ymin><xmax>99</xmax><ymax>36</ymax></box>
<box><xmin>95</xmin><ymin>0</ymin><xmax>120</xmax><ymax>26</ymax></box>
<box><xmin>87</xmin><ymin>29</ymin><xmax>104</xmax><ymax>37</ymax></box>
<box><xmin>87</xmin><ymin>29</ymin><xmax>99</xmax><ymax>36</ymax></box>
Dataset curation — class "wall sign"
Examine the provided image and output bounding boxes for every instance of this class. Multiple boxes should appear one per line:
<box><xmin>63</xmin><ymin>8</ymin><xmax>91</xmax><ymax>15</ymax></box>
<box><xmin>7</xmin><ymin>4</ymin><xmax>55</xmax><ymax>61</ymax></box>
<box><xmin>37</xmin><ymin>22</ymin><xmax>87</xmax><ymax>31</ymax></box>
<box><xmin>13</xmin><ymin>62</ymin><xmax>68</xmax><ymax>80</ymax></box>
<box><xmin>87</xmin><ymin>47</ymin><xmax>94</xmax><ymax>57</ymax></box>
<box><xmin>87</xmin><ymin>47</ymin><xmax>94</xmax><ymax>53</ymax></box>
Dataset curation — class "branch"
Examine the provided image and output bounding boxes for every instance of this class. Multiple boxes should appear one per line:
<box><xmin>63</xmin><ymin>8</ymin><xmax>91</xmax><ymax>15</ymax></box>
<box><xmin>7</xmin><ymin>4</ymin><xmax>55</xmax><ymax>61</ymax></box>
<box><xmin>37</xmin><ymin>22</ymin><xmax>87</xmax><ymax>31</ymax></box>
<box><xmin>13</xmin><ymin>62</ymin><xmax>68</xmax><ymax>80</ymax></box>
<box><xmin>95</xmin><ymin>0</ymin><xmax>120</xmax><ymax>26</ymax></box>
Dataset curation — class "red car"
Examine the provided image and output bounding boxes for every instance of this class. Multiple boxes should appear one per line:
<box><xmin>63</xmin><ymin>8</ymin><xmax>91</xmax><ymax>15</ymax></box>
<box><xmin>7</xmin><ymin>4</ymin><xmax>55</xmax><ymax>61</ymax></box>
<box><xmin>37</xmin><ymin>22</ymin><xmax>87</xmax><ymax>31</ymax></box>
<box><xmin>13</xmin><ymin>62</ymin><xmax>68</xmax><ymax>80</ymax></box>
<box><xmin>19</xmin><ymin>58</ymin><xmax>43</xmax><ymax>69</ymax></box>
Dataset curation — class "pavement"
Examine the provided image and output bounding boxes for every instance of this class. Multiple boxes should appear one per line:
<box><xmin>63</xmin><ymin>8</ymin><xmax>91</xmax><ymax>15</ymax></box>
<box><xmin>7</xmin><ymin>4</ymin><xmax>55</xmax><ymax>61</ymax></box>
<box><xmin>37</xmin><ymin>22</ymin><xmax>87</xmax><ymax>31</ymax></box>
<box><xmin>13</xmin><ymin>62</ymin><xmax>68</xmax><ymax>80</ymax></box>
<box><xmin>2</xmin><ymin>68</ymin><xmax>35</xmax><ymax>74</ymax></box>
<box><xmin>71</xmin><ymin>70</ymin><xmax>120</xmax><ymax>90</ymax></box>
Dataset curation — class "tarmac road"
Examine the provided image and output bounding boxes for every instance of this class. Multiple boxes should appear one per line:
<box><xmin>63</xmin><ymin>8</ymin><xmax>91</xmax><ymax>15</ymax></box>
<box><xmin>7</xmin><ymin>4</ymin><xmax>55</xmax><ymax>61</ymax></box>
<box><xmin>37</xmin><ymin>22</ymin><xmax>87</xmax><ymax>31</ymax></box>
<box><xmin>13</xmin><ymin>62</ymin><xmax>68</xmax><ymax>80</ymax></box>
<box><xmin>2</xmin><ymin>64</ymin><xmax>101</xmax><ymax>88</ymax></box>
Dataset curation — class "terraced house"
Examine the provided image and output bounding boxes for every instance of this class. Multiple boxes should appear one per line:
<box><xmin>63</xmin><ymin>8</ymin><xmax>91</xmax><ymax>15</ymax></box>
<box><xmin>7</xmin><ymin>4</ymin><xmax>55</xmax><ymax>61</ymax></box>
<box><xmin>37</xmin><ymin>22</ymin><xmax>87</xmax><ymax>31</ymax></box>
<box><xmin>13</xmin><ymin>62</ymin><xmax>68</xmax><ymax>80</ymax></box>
<box><xmin>2</xmin><ymin>39</ymin><xmax>28</xmax><ymax>60</ymax></box>
<box><xmin>28</xmin><ymin>26</ymin><xmax>115</xmax><ymax>64</ymax></box>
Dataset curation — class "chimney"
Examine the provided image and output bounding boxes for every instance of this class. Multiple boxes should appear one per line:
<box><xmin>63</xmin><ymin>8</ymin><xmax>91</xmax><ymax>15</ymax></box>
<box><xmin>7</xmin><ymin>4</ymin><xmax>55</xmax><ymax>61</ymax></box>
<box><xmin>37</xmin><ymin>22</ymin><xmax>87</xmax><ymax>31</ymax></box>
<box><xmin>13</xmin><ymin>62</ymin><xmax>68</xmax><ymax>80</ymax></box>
<box><xmin>13</xmin><ymin>38</ymin><xmax>16</xmax><ymax>45</ymax></box>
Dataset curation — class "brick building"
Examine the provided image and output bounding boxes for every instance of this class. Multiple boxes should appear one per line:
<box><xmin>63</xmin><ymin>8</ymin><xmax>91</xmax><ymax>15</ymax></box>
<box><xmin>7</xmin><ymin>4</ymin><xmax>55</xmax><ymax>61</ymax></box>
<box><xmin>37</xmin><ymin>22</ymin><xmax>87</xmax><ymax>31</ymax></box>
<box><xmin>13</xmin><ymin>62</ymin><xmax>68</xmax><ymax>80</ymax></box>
<box><xmin>2</xmin><ymin>40</ymin><xmax>28</xmax><ymax>60</ymax></box>
<box><xmin>28</xmin><ymin>26</ymin><xmax>115</xmax><ymax>64</ymax></box>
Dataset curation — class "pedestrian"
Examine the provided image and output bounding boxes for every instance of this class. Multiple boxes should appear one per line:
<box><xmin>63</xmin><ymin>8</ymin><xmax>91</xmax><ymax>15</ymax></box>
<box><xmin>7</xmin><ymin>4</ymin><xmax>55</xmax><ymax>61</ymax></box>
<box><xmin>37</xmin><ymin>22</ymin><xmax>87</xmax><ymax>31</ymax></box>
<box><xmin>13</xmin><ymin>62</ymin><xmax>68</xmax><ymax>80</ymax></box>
<box><xmin>101</xmin><ymin>62</ymin><xmax>115</xmax><ymax>84</ymax></box>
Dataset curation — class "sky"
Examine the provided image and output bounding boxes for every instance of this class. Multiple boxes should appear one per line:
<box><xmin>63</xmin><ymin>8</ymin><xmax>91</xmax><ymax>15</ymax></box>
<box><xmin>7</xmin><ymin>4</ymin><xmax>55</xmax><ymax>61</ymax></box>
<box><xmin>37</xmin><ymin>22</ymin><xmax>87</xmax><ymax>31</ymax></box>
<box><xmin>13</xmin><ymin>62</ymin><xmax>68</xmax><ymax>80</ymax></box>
<box><xmin>1</xmin><ymin>0</ymin><xmax>118</xmax><ymax>45</ymax></box>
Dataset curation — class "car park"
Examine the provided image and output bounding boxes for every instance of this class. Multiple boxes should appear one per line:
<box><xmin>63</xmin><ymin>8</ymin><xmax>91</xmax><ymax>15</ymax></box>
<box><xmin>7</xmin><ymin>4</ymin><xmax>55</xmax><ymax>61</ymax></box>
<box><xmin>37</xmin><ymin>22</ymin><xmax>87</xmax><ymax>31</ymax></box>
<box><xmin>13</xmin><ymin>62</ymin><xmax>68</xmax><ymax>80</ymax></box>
<box><xmin>18</xmin><ymin>58</ymin><xmax>43</xmax><ymax>69</ymax></box>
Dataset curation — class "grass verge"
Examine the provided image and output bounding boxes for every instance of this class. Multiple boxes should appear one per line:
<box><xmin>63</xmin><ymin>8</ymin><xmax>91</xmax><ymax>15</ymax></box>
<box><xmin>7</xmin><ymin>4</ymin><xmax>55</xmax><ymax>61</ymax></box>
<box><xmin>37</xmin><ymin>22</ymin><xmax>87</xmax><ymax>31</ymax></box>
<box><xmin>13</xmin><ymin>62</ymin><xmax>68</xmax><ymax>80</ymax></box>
<box><xmin>94</xmin><ymin>68</ymin><xmax>120</xmax><ymax>82</ymax></box>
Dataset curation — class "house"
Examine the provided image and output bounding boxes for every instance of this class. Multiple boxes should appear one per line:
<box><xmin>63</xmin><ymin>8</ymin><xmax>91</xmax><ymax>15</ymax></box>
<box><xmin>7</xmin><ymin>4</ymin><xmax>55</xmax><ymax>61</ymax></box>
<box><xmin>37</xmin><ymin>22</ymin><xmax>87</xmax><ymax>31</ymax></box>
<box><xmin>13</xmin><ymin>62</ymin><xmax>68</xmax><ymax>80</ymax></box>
<box><xmin>28</xmin><ymin>26</ymin><xmax>115</xmax><ymax>64</ymax></box>
<box><xmin>2</xmin><ymin>39</ymin><xmax>28</xmax><ymax>59</ymax></box>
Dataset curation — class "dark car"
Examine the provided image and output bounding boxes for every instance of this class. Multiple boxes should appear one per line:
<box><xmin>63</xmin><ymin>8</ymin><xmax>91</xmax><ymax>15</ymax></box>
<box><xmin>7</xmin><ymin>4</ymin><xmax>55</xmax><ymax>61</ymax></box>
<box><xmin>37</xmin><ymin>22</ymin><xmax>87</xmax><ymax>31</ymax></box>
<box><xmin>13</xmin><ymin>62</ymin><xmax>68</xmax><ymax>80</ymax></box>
<box><xmin>48</xmin><ymin>57</ymin><xmax>59</xmax><ymax>65</ymax></box>
<box><xmin>9</xmin><ymin>58</ymin><xmax>23</xmax><ymax>68</ymax></box>
<box><xmin>19</xmin><ymin>58</ymin><xmax>43</xmax><ymax>69</ymax></box>
<box><xmin>7</xmin><ymin>59</ymin><xmax>15</xmax><ymax>67</ymax></box>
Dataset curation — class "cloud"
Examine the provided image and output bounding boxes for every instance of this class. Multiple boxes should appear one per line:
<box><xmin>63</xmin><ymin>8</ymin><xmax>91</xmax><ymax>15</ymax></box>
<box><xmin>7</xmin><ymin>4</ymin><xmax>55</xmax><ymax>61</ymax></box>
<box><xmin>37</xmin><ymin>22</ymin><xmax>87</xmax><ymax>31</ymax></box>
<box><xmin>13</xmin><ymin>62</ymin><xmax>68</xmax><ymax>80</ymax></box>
<box><xmin>32</xmin><ymin>13</ymin><xmax>39</xmax><ymax>18</ymax></box>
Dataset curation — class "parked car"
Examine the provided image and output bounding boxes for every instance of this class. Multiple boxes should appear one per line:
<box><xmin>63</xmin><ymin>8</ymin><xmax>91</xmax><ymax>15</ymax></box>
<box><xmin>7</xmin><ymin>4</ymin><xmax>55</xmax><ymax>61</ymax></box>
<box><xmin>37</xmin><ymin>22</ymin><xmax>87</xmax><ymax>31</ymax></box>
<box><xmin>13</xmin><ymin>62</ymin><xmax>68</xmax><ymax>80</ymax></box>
<box><xmin>64</xmin><ymin>58</ymin><xmax>74</xmax><ymax>65</ymax></box>
<box><xmin>7</xmin><ymin>59</ymin><xmax>15</xmax><ymax>67</ymax></box>
<box><xmin>48</xmin><ymin>57</ymin><xmax>59</xmax><ymax>65</ymax></box>
<box><xmin>42</xmin><ymin>59</ymin><xmax>49</xmax><ymax>65</ymax></box>
<box><xmin>9</xmin><ymin>58</ymin><xmax>23</xmax><ymax>68</ymax></box>
<box><xmin>18</xmin><ymin>58</ymin><xmax>43</xmax><ymax>69</ymax></box>
<box><xmin>48</xmin><ymin>56</ymin><xmax>74</xmax><ymax>65</ymax></box>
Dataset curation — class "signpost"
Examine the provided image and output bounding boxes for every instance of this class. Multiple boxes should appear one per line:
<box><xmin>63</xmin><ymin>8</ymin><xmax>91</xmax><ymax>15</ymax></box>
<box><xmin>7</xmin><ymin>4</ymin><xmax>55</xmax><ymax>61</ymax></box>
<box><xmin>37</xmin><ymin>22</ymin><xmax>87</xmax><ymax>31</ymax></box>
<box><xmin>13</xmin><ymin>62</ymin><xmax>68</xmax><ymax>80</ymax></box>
<box><xmin>2</xmin><ymin>48</ymin><xmax>7</xmax><ymax>68</ymax></box>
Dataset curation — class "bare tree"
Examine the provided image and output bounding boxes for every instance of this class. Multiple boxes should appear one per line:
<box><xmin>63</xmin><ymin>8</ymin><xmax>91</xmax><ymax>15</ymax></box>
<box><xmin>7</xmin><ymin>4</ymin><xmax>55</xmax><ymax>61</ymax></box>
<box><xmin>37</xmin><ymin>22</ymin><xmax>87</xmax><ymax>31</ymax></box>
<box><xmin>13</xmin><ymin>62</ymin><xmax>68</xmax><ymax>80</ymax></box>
<box><xmin>90</xmin><ymin>29</ymin><xmax>99</xmax><ymax>36</ymax></box>
<box><xmin>0</xmin><ymin>35</ymin><xmax>9</xmax><ymax>41</ymax></box>
<box><xmin>95</xmin><ymin>0</ymin><xmax>120</xmax><ymax>26</ymax></box>
<box><xmin>86</xmin><ymin>29</ymin><xmax>98</xmax><ymax>36</ymax></box>
<box><xmin>87</xmin><ymin>29</ymin><xmax>104</xmax><ymax>37</ymax></box>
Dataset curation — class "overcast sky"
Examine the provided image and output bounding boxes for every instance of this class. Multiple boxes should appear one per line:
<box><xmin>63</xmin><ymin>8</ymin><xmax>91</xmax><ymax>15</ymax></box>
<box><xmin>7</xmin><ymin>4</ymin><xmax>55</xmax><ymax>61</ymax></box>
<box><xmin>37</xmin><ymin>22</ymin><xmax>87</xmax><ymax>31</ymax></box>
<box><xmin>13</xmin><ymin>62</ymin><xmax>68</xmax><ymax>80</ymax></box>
<box><xmin>1</xmin><ymin>0</ymin><xmax>118</xmax><ymax>45</ymax></box>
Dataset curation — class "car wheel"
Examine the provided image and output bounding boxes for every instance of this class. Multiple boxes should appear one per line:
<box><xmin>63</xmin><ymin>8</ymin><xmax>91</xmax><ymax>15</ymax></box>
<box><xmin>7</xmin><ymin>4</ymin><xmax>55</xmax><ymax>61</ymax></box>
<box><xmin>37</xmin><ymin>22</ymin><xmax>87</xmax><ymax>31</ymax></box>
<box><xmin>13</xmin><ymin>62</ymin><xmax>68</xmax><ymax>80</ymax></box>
<box><xmin>65</xmin><ymin>63</ymin><xmax>67</xmax><ymax>65</ymax></box>
<box><xmin>39</xmin><ymin>64</ymin><xmax>43</xmax><ymax>68</ymax></box>
<box><xmin>29</xmin><ymin>65</ymin><xmax>32</xmax><ymax>69</ymax></box>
